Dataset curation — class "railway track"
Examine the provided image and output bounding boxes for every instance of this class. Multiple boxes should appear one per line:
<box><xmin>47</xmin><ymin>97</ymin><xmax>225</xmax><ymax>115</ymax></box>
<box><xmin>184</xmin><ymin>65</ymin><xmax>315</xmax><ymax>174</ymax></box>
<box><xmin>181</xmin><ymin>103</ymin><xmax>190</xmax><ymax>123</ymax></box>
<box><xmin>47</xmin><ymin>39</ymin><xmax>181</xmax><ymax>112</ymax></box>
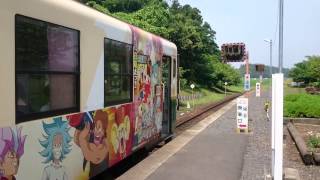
<box><xmin>175</xmin><ymin>92</ymin><xmax>244</xmax><ymax>134</ymax></box>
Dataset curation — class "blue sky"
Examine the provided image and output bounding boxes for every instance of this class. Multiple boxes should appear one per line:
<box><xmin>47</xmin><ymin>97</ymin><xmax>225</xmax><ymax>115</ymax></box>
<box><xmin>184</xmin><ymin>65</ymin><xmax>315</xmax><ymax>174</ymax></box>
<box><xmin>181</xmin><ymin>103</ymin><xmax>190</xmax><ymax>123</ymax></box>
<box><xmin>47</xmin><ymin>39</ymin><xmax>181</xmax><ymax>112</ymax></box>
<box><xmin>176</xmin><ymin>0</ymin><xmax>320</xmax><ymax>68</ymax></box>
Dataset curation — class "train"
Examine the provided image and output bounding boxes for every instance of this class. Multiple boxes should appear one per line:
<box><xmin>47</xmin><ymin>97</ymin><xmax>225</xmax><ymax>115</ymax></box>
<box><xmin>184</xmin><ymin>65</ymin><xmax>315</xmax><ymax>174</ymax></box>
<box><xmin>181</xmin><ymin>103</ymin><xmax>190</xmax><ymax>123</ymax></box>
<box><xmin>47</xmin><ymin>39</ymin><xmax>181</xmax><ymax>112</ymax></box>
<box><xmin>0</xmin><ymin>0</ymin><xmax>178</xmax><ymax>179</ymax></box>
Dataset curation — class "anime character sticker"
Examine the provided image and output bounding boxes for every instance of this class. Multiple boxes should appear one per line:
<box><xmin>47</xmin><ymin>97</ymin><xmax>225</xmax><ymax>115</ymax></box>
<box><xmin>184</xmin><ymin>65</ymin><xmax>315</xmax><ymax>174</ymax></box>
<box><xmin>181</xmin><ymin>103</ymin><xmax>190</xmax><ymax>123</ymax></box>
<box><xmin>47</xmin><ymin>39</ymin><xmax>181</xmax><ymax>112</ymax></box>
<box><xmin>0</xmin><ymin>127</ymin><xmax>26</xmax><ymax>180</ymax></box>
<box><xmin>110</xmin><ymin>106</ymin><xmax>131</xmax><ymax>160</ymax></box>
<box><xmin>39</xmin><ymin>117</ymin><xmax>72</xmax><ymax>180</ymax></box>
<box><xmin>67</xmin><ymin>110</ymin><xmax>108</xmax><ymax>178</ymax></box>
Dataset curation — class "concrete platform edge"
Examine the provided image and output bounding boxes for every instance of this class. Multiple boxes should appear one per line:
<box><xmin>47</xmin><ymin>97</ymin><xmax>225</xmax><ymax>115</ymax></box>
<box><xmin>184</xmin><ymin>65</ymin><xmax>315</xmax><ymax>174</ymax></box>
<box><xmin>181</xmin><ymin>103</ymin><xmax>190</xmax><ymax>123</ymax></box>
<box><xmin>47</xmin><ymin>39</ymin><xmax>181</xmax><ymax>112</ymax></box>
<box><xmin>117</xmin><ymin>99</ymin><xmax>237</xmax><ymax>180</ymax></box>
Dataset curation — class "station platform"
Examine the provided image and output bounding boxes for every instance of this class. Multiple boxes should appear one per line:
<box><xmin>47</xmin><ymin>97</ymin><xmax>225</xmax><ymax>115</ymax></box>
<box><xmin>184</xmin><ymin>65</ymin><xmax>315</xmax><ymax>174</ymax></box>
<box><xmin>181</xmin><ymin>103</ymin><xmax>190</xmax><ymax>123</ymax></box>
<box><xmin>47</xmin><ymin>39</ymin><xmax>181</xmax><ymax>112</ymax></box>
<box><xmin>117</xmin><ymin>91</ymin><xmax>271</xmax><ymax>180</ymax></box>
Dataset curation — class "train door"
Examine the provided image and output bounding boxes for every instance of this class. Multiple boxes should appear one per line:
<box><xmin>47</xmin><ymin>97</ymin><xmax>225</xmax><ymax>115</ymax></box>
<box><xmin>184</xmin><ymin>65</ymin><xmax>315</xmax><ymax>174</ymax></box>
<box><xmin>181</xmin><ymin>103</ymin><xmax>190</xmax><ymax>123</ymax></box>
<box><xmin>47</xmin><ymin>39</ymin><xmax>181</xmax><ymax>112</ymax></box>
<box><xmin>161</xmin><ymin>56</ymin><xmax>171</xmax><ymax>137</ymax></box>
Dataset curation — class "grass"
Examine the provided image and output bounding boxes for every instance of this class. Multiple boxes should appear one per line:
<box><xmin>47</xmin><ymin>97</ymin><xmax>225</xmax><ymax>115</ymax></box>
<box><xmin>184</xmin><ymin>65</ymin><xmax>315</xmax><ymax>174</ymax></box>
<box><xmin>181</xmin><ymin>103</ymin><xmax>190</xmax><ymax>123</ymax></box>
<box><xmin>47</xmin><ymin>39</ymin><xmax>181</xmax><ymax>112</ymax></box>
<box><xmin>308</xmin><ymin>135</ymin><xmax>320</xmax><ymax>149</ymax></box>
<box><xmin>284</xmin><ymin>78</ymin><xmax>306</xmax><ymax>95</ymax></box>
<box><xmin>250</xmin><ymin>78</ymin><xmax>271</xmax><ymax>91</ymax></box>
<box><xmin>177</xmin><ymin>78</ymin><xmax>271</xmax><ymax>115</ymax></box>
<box><xmin>178</xmin><ymin>83</ymin><xmax>244</xmax><ymax>114</ymax></box>
<box><xmin>179</xmin><ymin>88</ymin><xmax>225</xmax><ymax>106</ymax></box>
<box><xmin>228</xmin><ymin>84</ymin><xmax>243</xmax><ymax>92</ymax></box>
<box><xmin>284</xmin><ymin>93</ymin><xmax>320</xmax><ymax>118</ymax></box>
<box><xmin>283</xmin><ymin>78</ymin><xmax>320</xmax><ymax>118</ymax></box>
<box><xmin>284</xmin><ymin>86</ymin><xmax>306</xmax><ymax>95</ymax></box>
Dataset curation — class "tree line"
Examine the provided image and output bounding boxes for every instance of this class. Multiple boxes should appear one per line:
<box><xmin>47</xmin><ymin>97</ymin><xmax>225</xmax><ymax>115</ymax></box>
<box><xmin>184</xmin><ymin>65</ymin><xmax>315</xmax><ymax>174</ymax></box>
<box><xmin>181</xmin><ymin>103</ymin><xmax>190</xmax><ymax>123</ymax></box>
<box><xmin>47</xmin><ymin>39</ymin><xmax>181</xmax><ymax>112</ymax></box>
<box><xmin>289</xmin><ymin>56</ymin><xmax>320</xmax><ymax>87</ymax></box>
<box><xmin>238</xmin><ymin>64</ymin><xmax>290</xmax><ymax>78</ymax></box>
<box><xmin>79</xmin><ymin>0</ymin><xmax>241</xmax><ymax>89</ymax></box>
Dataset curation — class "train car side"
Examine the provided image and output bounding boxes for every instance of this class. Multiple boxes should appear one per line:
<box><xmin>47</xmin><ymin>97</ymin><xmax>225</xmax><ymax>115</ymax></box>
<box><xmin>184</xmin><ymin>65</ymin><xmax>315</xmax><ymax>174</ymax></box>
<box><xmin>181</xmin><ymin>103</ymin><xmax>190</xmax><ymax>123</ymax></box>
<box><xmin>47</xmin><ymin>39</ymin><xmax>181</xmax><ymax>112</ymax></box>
<box><xmin>0</xmin><ymin>0</ymin><xmax>177</xmax><ymax>179</ymax></box>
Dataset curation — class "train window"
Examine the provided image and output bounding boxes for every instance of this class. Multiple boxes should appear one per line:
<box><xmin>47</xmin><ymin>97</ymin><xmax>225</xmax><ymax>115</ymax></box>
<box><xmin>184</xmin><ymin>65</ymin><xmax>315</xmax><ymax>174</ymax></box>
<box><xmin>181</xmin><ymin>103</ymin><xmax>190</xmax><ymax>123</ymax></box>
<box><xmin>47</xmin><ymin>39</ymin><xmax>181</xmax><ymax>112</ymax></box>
<box><xmin>104</xmin><ymin>38</ymin><xmax>133</xmax><ymax>106</ymax></box>
<box><xmin>15</xmin><ymin>15</ymin><xmax>80</xmax><ymax>123</ymax></box>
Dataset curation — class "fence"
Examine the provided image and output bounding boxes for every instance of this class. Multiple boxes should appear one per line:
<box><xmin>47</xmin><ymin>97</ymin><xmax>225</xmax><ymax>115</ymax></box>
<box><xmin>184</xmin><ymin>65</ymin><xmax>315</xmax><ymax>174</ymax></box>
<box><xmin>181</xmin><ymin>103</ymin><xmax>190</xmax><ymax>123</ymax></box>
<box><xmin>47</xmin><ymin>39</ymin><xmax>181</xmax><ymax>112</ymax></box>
<box><xmin>178</xmin><ymin>93</ymin><xmax>202</xmax><ymax>101</ymax></box>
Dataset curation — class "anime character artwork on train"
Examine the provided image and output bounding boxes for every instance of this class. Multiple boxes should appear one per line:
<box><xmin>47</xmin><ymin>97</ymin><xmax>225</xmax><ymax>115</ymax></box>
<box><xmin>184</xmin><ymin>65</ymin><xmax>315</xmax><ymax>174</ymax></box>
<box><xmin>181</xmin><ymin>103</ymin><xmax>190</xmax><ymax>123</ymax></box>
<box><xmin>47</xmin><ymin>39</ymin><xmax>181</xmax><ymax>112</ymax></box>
<box><xmin>131</xmin><ymin>26</ymin><xmax>167</xmax><ymax>149</ymax></box>
<box><xmin>67</xmin><ymin>110</ymin><xmax>109</xmax><ymax>178</ymax></box>
<box><xmin>106</xmin><ymin>104</ymin><xmax>133</xmax><ymax>166</ymax></box>
<box><xmin>0</xmin><ymin>127</ymin><xmax>26</xmax><ymax>180</ymax></box>
<box><xmin>39</xmin><ymin>118</ymin><xmax>72</xmax><ymax>180</ymax></box>
<box><xmin>0</xmin><ymin>0</ymin><xmax>178</xmax><ymax>179</ymax></box>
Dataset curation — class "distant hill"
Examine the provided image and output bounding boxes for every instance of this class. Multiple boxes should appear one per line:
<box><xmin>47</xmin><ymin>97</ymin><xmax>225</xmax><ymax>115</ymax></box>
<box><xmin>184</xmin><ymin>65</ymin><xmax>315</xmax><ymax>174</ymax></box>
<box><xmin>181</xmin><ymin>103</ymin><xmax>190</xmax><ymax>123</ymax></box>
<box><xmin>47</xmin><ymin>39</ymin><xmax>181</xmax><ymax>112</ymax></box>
<box><xmin>238</xmin><ymin>64</ymin><xmax>290</xmax><ymax>78</ymax></box>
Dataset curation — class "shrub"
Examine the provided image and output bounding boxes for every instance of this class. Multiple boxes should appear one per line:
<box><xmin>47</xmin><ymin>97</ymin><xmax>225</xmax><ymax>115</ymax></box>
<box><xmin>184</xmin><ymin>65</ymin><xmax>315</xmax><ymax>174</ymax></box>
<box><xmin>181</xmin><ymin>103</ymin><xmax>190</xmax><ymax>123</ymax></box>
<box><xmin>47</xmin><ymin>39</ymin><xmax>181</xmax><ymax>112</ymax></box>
<box><xmin>308</xmin><ymin>135</ymin><xmax>320</xmax><ymax>149</ymax></box>
<box><xmin>284</xmin><ymin>94</ymin><xmax>320</xmax><ymax>118</ymax></box>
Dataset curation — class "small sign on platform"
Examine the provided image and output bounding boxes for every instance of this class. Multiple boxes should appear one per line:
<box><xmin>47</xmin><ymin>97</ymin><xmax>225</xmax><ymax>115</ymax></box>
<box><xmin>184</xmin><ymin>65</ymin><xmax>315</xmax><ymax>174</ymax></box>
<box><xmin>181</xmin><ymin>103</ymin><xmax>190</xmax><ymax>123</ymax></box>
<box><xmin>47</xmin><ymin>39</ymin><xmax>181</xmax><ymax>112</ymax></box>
<box><xmin>236</xmin><ymin>97</ymin><xmax>248</xmax><ymax>133</ymax></box>
<box><xmin>256</xmin><ymin>83</ymin><xmax>261</xmax><ymax>97</ymax></box>
<box><xmin>244</xmin><ymin>74</ymin><xmax>250</xmax><ymax>91</ymax></box>
<box><xmin>259</xmin><ymin>74</ymin><xmax>263</xmax><ymax>82</ymax></box>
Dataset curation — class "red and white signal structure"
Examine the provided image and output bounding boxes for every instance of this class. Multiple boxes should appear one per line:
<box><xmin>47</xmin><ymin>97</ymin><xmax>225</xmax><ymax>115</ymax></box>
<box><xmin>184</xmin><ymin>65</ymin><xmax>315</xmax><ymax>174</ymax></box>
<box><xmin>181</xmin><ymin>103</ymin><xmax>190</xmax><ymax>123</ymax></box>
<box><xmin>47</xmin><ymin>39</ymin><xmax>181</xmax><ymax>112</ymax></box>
<box><xmin>221</xmin><ymin>43</ymin><xmax>250</xmax><ymax>91</ymax></box>
<box><xmin>221</xmin><ymin>43</ymin><xmax>250</xmax><ymax>133</ymax></box>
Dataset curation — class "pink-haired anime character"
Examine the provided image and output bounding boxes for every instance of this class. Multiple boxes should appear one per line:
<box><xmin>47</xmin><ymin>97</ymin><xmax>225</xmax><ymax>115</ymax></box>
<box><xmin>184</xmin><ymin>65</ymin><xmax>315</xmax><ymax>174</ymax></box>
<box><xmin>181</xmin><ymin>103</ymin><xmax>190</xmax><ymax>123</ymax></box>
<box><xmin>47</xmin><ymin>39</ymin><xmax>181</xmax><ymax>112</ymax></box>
<box><xmin>0</xmin><ymin>127</ymin><xmax>26</xmax><ymax>180</ymax></box>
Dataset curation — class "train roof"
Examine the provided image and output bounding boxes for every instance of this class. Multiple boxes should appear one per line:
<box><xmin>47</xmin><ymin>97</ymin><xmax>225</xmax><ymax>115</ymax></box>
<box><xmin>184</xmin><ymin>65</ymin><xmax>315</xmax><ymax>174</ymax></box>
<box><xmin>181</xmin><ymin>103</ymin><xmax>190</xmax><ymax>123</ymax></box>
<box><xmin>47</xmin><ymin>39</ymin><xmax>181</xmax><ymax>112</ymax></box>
<box><xmin>70</xmin><ymin>0</ymin><xmax>177</xmax><ymax>54</ymax></box>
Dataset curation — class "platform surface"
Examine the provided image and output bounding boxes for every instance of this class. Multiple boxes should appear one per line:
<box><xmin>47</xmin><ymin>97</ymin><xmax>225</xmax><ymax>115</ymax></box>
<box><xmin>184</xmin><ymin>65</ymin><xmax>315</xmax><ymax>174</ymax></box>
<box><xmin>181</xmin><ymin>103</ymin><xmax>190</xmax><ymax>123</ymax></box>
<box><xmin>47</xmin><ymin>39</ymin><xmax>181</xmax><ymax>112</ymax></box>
<box><xmin>118</xmin><ymin>91</ymin><xmax>271</xmax><ymax>180</ymax></box>
<box><xmin>146</xmin><ymin>100</ymin><xmax>248</xmax><ymax>180</ymax></box>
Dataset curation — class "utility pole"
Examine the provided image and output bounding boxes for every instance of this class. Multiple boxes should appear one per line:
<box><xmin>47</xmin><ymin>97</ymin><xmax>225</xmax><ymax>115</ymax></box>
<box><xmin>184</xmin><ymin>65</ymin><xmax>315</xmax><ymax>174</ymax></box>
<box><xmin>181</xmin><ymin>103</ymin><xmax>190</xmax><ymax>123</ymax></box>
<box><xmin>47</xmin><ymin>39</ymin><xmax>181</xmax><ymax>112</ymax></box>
<box><xmin>264</xmin><ymin>39</ymin><xmax>273</xmax><ymax>77</ymax></box>
<box><xmin>273</xmin><ymin>0</ymin><xmax>284</xmax><ymax>180</ymax></box>
<box><xmin>278</xmin><ymin>0</ymin><xmax>284</xmax><ymax>73</ymax></box>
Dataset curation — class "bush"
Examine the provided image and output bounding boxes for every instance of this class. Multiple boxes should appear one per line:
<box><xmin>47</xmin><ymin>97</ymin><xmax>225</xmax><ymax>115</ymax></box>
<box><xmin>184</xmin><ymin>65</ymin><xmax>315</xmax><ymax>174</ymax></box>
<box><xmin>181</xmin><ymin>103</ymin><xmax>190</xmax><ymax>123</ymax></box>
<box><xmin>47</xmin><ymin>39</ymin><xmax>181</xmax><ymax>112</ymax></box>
<box><xmin>308</xmin><ymin>135</ymin><xmax>320</xmax><ymax>149</ymax></box>
<box><xmin>284</xmin><ymin>94</ymin><xmax>320</xmax><ymax>118</ymax></box>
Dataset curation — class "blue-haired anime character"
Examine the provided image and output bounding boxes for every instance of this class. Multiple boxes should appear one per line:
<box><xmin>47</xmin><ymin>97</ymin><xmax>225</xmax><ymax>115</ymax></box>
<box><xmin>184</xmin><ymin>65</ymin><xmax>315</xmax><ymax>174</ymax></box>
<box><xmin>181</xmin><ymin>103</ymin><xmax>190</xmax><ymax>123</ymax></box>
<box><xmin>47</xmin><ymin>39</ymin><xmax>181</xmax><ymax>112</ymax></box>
<box><xmin>39</xmin><ymin>117</ymin><xmax>72</xmax><ymax>180</ymax></box>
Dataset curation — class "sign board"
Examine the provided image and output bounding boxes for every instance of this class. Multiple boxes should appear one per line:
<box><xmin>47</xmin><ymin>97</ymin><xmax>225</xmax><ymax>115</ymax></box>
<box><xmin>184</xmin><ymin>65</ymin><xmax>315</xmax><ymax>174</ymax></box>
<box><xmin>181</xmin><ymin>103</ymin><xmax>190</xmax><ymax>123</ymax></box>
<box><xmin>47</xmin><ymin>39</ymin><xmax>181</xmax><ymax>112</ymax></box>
<box><xmin>256</xmin><ymin>83</ymin><xmax>261</xmax><ymax>97</ymax></box>
<box><xmin>237</xmin><ymin>98</ymin><xmax>248</xmax><ymax>129</ymax></box>
<box><xmin>190</xmin><ymin>84</ymin><xmax>195</xmax><ymax>89</ymax></box>
<box><xmin>244</xmin><ymin>74</ymin><xmax>250</xmax><ymax>91</ymax></box>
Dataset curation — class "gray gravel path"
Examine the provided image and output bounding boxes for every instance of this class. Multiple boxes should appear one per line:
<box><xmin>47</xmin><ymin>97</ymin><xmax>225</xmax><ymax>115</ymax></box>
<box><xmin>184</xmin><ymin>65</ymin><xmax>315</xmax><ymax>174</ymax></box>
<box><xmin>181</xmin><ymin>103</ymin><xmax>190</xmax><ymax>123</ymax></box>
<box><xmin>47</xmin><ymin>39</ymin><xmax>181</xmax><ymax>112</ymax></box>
<box><xmin>240</xmin><ymin>90</ymin><xmax>272</xmax><ymax>180</ymax></box>
<box><xmin>147</xmin><ymin>97</ymin><xmax>249</xmax><ymax>180</ymax></box>
<box><xmin>147</xmin><ymin>90</ymin><xmax>274</xmax><ymax>180</ymax></box>
<box><xmin>284</xmin><ymin>126</ymin><xmax>320</xmax><ymax>180</ymax></box>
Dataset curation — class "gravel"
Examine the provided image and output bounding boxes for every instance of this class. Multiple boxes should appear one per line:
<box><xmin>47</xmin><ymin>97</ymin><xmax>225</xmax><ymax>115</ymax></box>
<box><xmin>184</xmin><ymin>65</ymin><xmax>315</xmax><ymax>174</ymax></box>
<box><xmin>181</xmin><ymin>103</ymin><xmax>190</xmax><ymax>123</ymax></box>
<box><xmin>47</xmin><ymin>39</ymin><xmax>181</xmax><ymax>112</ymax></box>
<box><xmin>284</xmin><ymin>125</ymin><xmax>320</xmax><ymax>179</ymax></box>
<box><xmin>240</xmin><ymin>89</ymin><xmax>320</xmax><ymax>180</ymax></box>
<box><xmin>240</xmin><ymin>90</ymin><xmax>272</xmax><ymax>180</ymax></box>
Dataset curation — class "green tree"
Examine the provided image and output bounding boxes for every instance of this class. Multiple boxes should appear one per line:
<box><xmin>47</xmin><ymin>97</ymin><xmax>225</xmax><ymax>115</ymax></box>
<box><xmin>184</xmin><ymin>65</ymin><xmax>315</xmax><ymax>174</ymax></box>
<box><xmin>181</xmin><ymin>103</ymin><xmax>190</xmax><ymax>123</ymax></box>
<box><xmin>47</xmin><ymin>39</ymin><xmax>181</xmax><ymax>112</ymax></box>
<box><xmin>86</xmin><ymin>1</ymin><xmax>110</xmax><ymax>14</ymax></box>
<box><xmin>79</xmin><ymin>0</ymin><xmax>241</xmax><ymax>89</ymax></box>
<box><xmin>167</xmin><ymin>1</ymin><xmax>220</xmax><ymax>86</ymax></box>
<box><xmin>114</xmin><ymin>3</ymin><xmax>170</xmax><ymax>38</ymax></box>
<box><xmin>289</xmin><ymin>56</ymin><xmax>320</xmax><ymax>86</ymax></box>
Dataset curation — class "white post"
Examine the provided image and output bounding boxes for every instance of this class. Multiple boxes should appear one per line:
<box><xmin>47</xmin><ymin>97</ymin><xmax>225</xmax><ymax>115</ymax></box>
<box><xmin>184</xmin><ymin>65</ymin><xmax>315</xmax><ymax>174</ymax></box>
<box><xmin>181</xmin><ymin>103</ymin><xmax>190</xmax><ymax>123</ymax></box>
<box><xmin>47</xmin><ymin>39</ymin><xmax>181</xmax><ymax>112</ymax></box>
<box><xmin>192</xmin><ymin>88</ymin><xmax>194</xmax><ymax>108</ymax></box>
<box><xmin>190</xmin><ymin>84</ymin><xmax>195</xmax><ymax>108</ymax></box>
<box><xmin>271</xmin><ymin>75</ymin><xmax>275</xmax><ymax>176</ymax></box>
<box><xmin>272</xmin><ymin>73</ymin><xmax>283</xmax><ymax>180</ymax></box>
<box><xmin>270</xmin><ymin>40</ymin><xmax>273</xmax><ymax>75</ymax></box>
<box><xmin>224</xmin><ymin>82</ymin><xmax>228</xmax><ymax>96</ymax></box>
